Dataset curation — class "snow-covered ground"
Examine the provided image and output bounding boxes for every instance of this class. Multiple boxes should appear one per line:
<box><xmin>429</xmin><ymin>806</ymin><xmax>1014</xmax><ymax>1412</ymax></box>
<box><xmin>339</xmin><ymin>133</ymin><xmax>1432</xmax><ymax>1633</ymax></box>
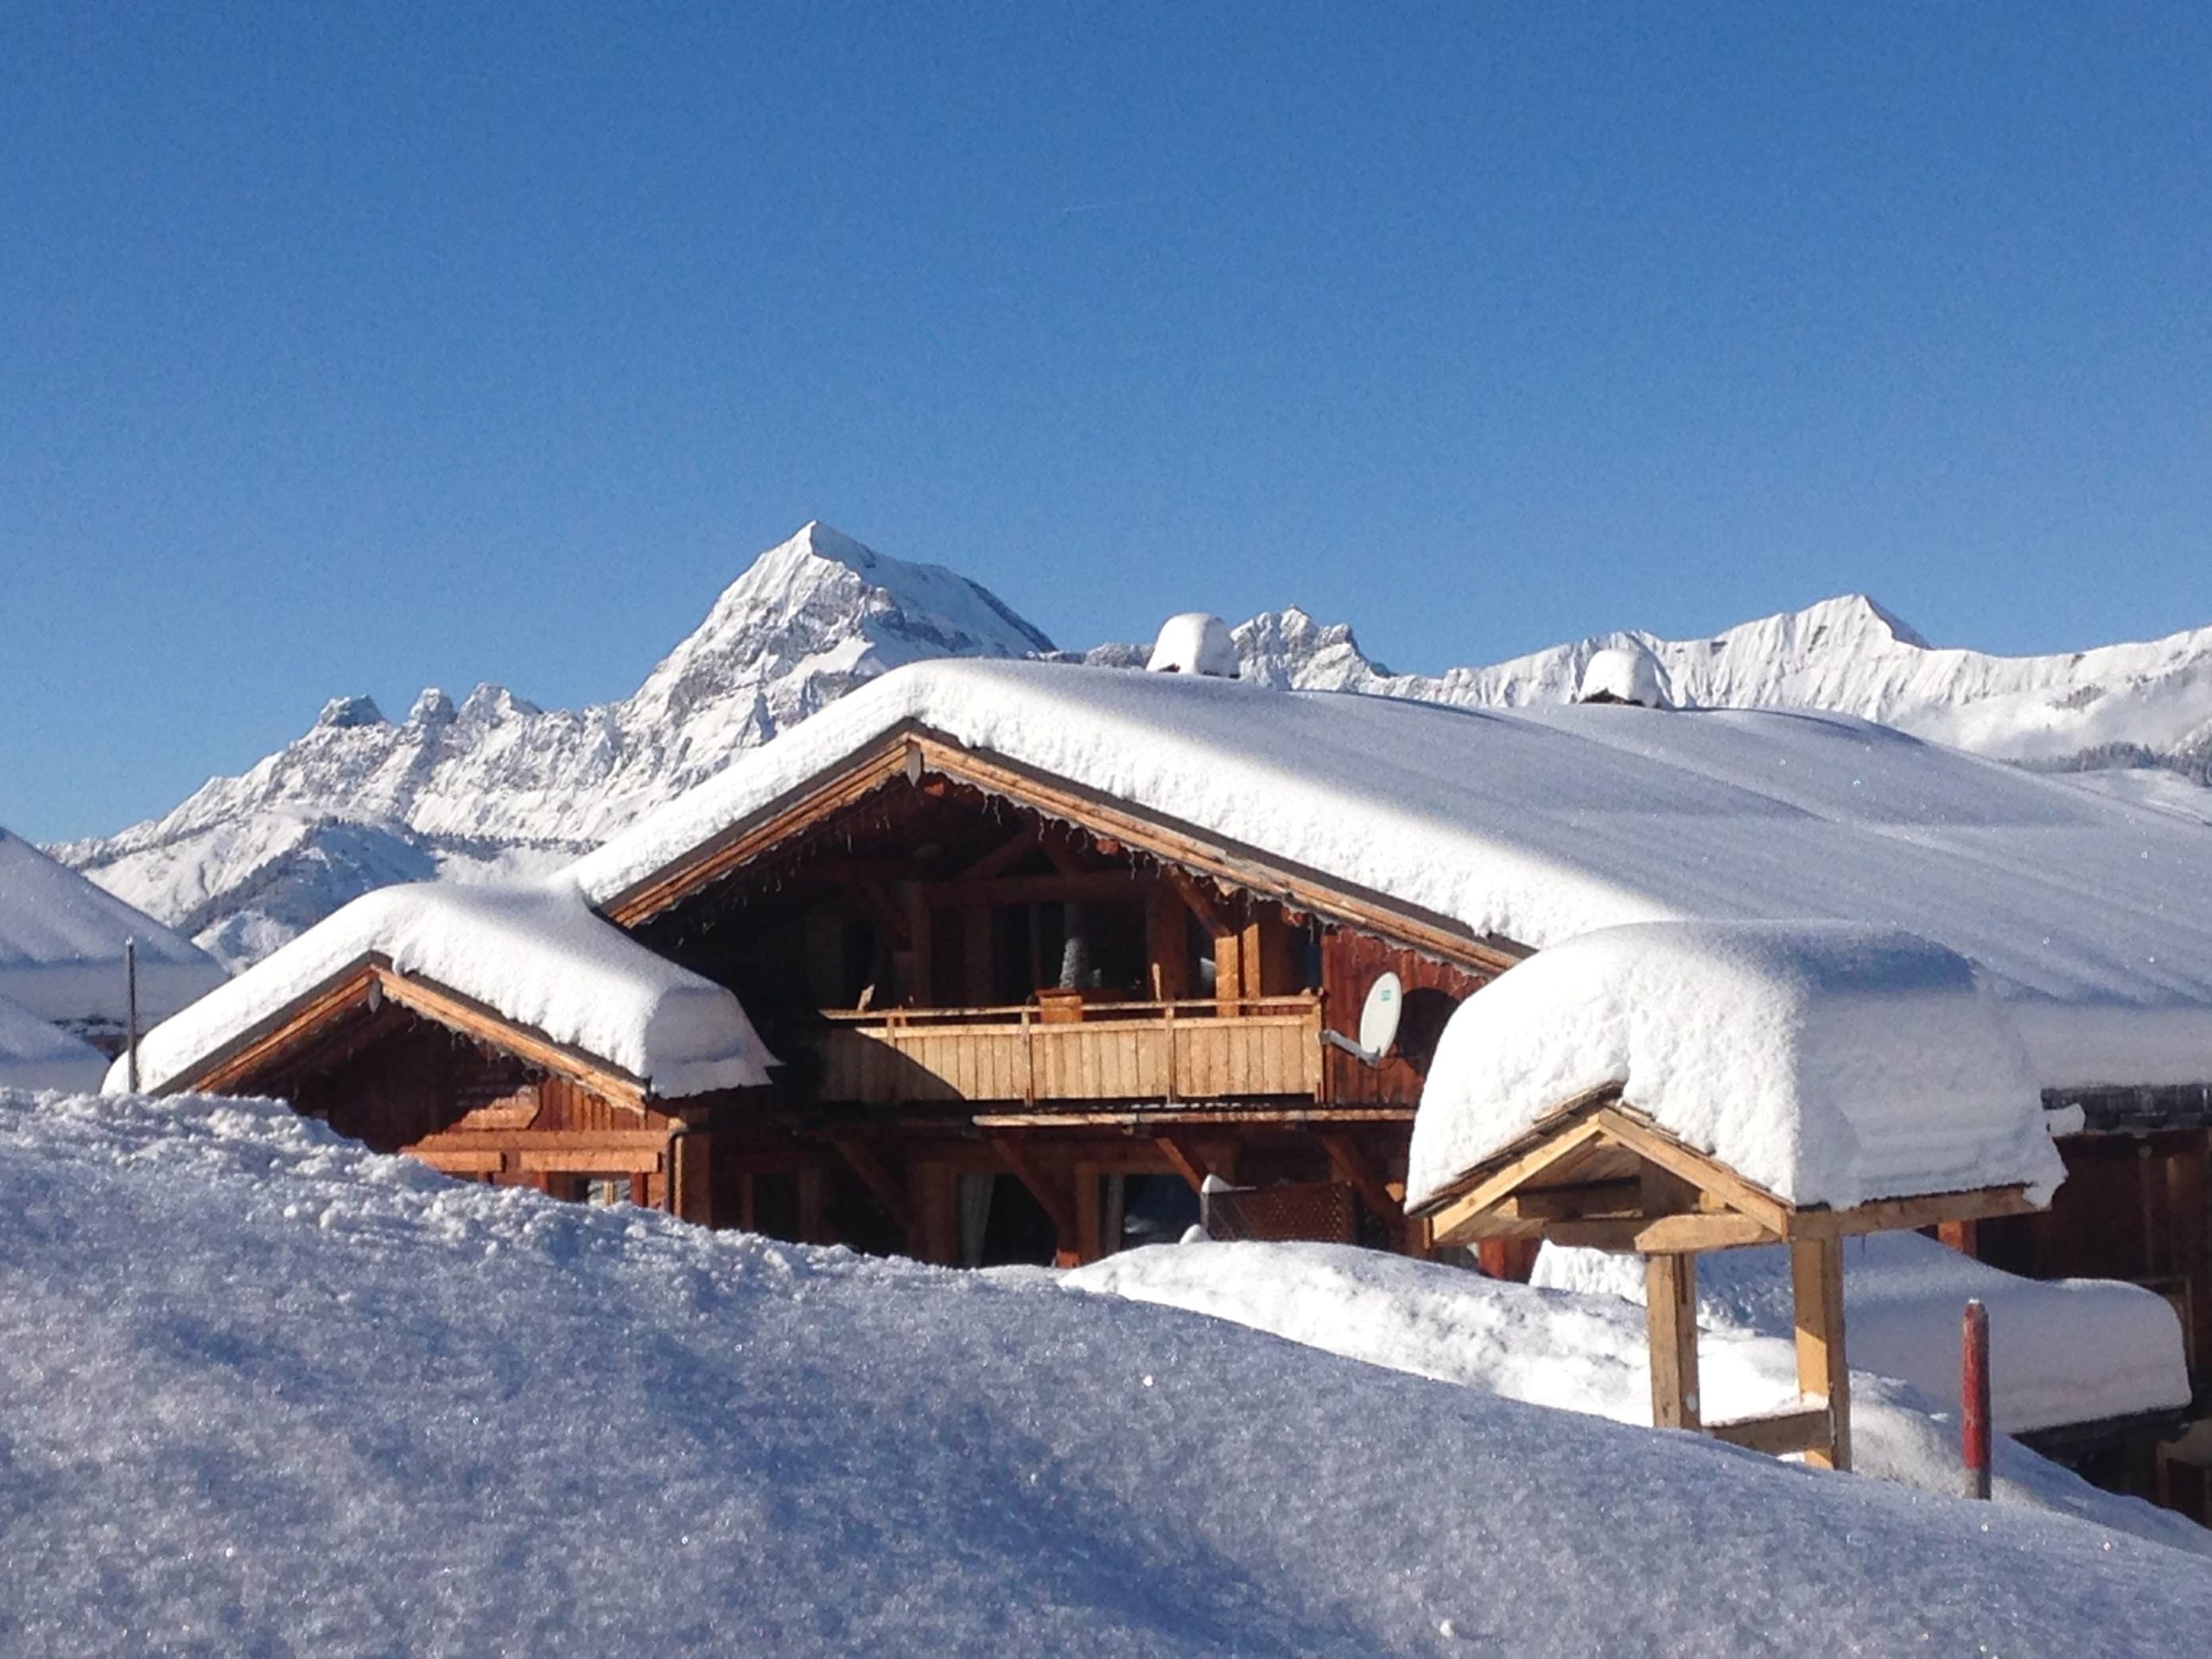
<box><xmin>1066</xmin><ymin>1240</ymin><xmax>2206</xmax><ymax>1555</ymax></box>
<box><xmin>0</xmin><ymin>994</ymin><xmax>107</xmax><ymax>1091</ymax></box>
<box><xmin>4</xmin><ymin>1088</ymin><xmax>2209</xmax><ymax>1655</ymax></box>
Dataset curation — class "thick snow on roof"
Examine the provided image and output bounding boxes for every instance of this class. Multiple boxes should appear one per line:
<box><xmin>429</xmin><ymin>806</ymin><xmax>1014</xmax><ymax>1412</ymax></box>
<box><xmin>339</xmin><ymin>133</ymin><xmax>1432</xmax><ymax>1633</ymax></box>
<box><xmin>572</xmin><ymin>659</ymin><xmax>2212</xmax><ymax>1090</ymax></box>
<box><xmin>1067</xmin><ymin>1240</ymin><xmax>2208</xmax><ymax>1554</ymax></box>
<box><xmin>1534</xmin><ymin>1230</ymin><xmax>2190</xmax><ymax>1436</ymax></box>
<box><xmin>1407</xmin><ymin>922</ymin><xmax>2064</xmax><ymax>1211</ymax></box>
<box><xmin>1145</xmin><ymin>612</ymin><xmax>1240</xmax><ymax>677</ymax></box>
<box><xmin>0</xmin><ymin>826</ymin><xmax>225</xmax><ymax>1027</ymax></box>
<box><xmin>7</xmin><ymin>1089</ymin><xmax>2209</xmax><ymax>1653</ymax></box>
<box><xmin>1577</xmin><ymin>644</ymin><xmax>1671</xmax><ymax>707</ymax></box>
<box><xmin>118</xmin><ymin>880</ymin><xmax>771</xmax><ymax>1099</ymax></box>
<box><xmin>0</xmin><ymin>994</ymin><xmax>107</xmax><ymax>1092</ymax></box>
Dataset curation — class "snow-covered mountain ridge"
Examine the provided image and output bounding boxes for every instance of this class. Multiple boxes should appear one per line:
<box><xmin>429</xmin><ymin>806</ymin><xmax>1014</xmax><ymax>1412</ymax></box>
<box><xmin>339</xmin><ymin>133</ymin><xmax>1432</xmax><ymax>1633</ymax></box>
<box><xmin>54</xmin><ymin>522</ymin><xmax>2212</xmax><ymax>968</ymax></box>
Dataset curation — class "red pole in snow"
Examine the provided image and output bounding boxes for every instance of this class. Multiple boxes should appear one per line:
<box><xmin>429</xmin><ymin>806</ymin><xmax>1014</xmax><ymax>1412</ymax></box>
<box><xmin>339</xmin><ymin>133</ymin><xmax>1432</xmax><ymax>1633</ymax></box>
<box><xmin>1962</xmin><ymin>1298</ymin><xmax>1992</xmax><ymax>1500</ymax></box>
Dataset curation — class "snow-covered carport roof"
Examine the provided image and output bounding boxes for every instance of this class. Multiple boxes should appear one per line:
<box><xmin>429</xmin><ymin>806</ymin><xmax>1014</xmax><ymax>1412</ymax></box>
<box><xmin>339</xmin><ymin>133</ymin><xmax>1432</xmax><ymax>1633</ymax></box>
<box><xmin>116</xmin><ymin>881</ymin><xmax>773</xmax><ymax>1103</ymax></box>
<box><xmin>569</xmin><ymin>658</ymin><xmax>2212</xmax><ymax>1093</ymax></box>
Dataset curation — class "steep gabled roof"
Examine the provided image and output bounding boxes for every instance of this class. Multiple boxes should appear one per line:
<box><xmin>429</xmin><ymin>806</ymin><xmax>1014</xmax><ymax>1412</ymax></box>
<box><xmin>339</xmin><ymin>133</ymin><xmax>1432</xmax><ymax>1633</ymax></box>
<box><xmin>570</xmin><ymin>658</ymin><xmax>2212</xmax><ymax>1090</ymax></box>
<box><xmin>118</xmin><ymin>880</ymin><xmax>772</xmax><ymax>1101</ymax></box>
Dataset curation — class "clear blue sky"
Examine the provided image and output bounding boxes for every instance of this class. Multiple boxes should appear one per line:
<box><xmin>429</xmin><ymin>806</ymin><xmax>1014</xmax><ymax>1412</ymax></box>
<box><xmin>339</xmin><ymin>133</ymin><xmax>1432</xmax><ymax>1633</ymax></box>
<box><xmin>4</xmin><ymin>3</ymin><xmax>2209</xmax><ymax>842</ymax></box>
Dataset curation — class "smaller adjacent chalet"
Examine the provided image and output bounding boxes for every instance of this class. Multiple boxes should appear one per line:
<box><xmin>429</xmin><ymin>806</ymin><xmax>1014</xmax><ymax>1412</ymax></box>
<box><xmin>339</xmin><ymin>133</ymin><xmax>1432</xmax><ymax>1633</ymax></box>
<box><xmin>119</xmin><ymin>882</ymin><xmax>770</xmax><ymax>1215</ymax></box>
<box><xmin>1404</xmin><ymin>922</ymin><xmax>2078</xmax><ymax>1469</ymax></box>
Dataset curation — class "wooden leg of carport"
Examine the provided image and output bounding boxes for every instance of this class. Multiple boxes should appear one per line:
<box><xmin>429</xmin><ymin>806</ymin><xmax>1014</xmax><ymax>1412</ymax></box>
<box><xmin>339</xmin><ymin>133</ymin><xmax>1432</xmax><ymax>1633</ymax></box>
<box><xmin>1790</xmin><ymin>1236</ymin><xmax>1851</xmax><ymax>1471</ymax></box>
<box><xmin>1645</xmin><ymin>1252</ymin><xmax>1701</xmax><ymax>1431</ymax></box>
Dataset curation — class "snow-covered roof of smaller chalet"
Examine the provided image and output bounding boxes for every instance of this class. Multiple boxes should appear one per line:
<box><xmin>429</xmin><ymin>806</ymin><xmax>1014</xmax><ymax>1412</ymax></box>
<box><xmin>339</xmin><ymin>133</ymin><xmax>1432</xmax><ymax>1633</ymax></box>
<box><xmin>0</xmin><ymin>827</ymin><xmax>225</xmax><ymax>1028</ymax></box>
<box><xmin>1407</xmin><ymin>922</ymin><xmax>2066</xmax><ymax>1212</ymax></box>
<box><xmin>0</xmin><ymin>992</ymin><xmax>108</xmax><ymax>1093</ymax></box>
<box><xmin>115</xmin><ymin>880</ymin><xmax>772</xmax><ymax>1101</ymax></box>
<box><xmin>569</xmin><ymin>658</ymin><xmax>2212</xmax><ymax>1093</ymax></box>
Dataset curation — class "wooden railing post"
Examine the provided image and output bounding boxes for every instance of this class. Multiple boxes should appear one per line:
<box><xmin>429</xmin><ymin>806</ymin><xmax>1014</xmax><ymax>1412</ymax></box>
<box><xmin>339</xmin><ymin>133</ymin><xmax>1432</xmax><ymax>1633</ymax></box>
<box><xmin>1791</xmin><ymin>1236</ymin><xmax>1851</xmax><ymax>1471</ymax></box>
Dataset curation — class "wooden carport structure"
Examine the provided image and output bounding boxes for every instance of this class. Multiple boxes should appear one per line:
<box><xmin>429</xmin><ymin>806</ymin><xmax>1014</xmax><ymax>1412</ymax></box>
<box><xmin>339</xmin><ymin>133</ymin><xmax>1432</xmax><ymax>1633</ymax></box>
<box><xmin>1413</xmin><ymin>1085</ymin><xmax>2044</xmax><ymax>1470</ymax></box>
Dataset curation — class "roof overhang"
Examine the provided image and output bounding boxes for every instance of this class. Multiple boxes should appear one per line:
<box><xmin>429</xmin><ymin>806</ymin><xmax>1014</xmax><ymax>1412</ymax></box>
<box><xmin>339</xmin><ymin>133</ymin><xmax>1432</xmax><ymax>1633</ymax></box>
<box><xmin>155</xmin><ymin>951</ymin><xmax>655</xmax><ymax>1110</ymax></box>
<box><xmin>596</xmin><ymin>722</ymin><xmax>1531</xmax><ymax>976</ymax></box>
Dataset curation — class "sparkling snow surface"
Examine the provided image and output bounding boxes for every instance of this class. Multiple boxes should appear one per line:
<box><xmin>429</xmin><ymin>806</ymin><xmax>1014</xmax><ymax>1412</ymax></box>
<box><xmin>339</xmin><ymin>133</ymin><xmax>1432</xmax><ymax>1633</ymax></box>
<box><xmin>1532</xmin><ymin>1230</ymin><xmax>2191</xmax><ymax>1436</ymax></box>
<box><xmin>1066</xmin><ymin>1240</ymin><xmax>2208</xmax><ymax>1555</ymax></box>
<box><xmin>573</xmin><ymin>658</ymin><xmax>2212</xmax><ymax>1089</ymax></box>
<box><xmin>1407</xmin><ymin>921</ymin><xmax>2064</xmax><ymax>1211</ymax></box>
<box><xmin>117</xmin><ymin>880</ymin><xmax>772</xmax><ymax>1099</ymax></box>
<box><xmin>0</xmin><ymin>825</ymin><xmax>224</xmax><ymax>1027</ymax></box>
<box><xmin>4</xmin><ymin>1090</ymin><xmax>2209</xmax><ymax>1655</ymax></box>
<box><xmin>0</xmin><ymin>994</ymin><xmax>107</xmax><ymax>1091</ymax></box>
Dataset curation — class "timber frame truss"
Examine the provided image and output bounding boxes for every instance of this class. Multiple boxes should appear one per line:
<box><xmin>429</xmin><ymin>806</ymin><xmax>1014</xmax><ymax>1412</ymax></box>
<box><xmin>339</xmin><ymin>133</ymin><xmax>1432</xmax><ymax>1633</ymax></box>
<box><xmin>1411</xmin><ymin>1086</ymin><xmax>2044</xmax><ymax>1471</ymax></box>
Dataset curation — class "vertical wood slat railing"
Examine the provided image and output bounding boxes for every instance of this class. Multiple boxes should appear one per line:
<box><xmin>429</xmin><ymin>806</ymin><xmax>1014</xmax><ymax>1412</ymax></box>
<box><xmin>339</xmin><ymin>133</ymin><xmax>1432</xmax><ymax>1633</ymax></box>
<box><xmin>812</xmin><ymin>995</ymin><xmax>1325</xmax><ymax>1104</ymax></box>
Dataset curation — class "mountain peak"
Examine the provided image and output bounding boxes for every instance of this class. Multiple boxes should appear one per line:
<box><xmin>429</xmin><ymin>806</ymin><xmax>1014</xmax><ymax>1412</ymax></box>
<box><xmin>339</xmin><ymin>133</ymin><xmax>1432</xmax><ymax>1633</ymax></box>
<box><xmin>788</xmin><ymin>519</ymin><xmax>877</xmax><ymax>572</ymax></box>
<box><xmin>1801</xmin><ymin>594</ymin><xmax>1929</xmax><ymax>650</ymax></box>
<box><xmin>315</xmin><ymin>695</ymin><xmax>387</xmax><ymax>731</ymax></box>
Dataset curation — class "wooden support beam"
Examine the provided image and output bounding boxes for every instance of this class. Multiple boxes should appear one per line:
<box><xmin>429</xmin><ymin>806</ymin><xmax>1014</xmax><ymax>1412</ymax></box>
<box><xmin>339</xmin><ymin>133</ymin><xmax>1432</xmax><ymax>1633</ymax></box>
<box><xmin>1154</xmin><ymin>1135</ymin><xmax>1213</xmax><ymax>1194</ymax></box>
<box><xmin>1146</xmin><ymin>886</ymin><xmax>1190</xmax><ymax>1002</ymax></box>
<box><xmin>1790</xmin><ymin>1236</ymin><xmax>1850</xmax><ymax>1471</ymax></box>
<box><xmin>990</xmin><ymin>1137</ymin><xmax>1082</xmax><ymax>1251</ymax></box>
<box><xmin>957</xmin><ymin>827</ymin><xmax>1039</xmax><ymax>881</ymax></box>
<box><xmin>1497</xmin><ymin>1179</ymin><xmax>1644</xmax><ymax>1222</ymax></box>
<box><xmin>828</xmin><ymin>1135</ymin><xmax>913</xmax><ymax>1235</ymax></box>
<box><xmin>1593</xmin><ymin>1106</ymin><xmax>1791</xmax><ymax>1237</ymax></box>
<box><xmin>1548</xmin><ymin>1211</ymin><xmax>1777</xmax><ymax>1253</ymax></box>
<box><xmin>1072</xmin><ymin>1159</ymin><xmax>1103</xmax><ymax>1266</ymax></box>
<box><xmin>1790</xmin><ymin>1185</ymin><xmax>2037</xmax><ymax>1241</ymax></box>
<box><xmin>1316</xmin><ymin>1133</ymin><xmax>1402</xmax><ymax>1232</ymax></box>
<box><xmin>795</xmin><ymin>1166</ymin><xmax>827</xmax><ymax>1244</ymax></box>
<box><xmin>1646</xmin><ymin>1253</ymin><xmax>1701</xmax><ymax>1431</ymax></box>
<box><xmin>1166</xmin><ymin>866</ymin><xmax>1232</xmax><ymax>939</ymax></box>
<box><xmin>908</xmin><ymin>1161</ymin><xmax>958</xmax><ymax>1265</ymax></box>
<box><xmin>1424</xmin><ymin>1118</ymin><xmax>1611</xmax><ymax>1246</ymax></box>
<box><xmin>1705</xmin><ymin>1405</ymin><xmax>1832</xmax><ymax>1459</ymax></box>
<box><xmin>671</xmin><ymin>1130</ymin><xmax>714</xmax><ymax>1225</ymax></box>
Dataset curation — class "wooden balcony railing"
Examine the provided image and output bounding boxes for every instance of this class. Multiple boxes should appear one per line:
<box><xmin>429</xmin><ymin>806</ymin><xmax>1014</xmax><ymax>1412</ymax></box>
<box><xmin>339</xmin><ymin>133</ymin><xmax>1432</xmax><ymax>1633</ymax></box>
<box><xmin>807</xmin><ymin>995</ymin><xmax>1325</xmax><ymax>1106</ymax></box>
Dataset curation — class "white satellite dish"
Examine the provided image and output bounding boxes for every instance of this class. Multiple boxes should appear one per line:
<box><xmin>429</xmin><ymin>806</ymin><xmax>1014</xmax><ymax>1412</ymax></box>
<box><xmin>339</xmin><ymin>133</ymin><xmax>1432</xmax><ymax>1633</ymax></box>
<box><xmin>1358</xmin><ymin>972</ymin><xmax>1403</xmax><ymax>1058</ymax></box>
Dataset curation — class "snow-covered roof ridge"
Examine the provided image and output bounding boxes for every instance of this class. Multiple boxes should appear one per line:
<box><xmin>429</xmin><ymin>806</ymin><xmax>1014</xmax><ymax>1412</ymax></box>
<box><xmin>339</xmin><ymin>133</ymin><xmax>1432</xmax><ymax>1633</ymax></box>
<box><xmin>0</xmin><ymin>824</ymin><xmax>226</xmax><ymax>1028</ymax></box>
<box><xmin>117</xmin><ymin>878</ymin><xmax>772</xmax><ymax>1100</ymax></box>
<box><xmin>569</xmin><ymin>656</ymin><xmax>2212</xmax><ymax>1090</ymax></box>
<box><xmin>1407</xmin><ymin>921</ymin><xmax>2067</xmax><ymax>1212</ymax></box>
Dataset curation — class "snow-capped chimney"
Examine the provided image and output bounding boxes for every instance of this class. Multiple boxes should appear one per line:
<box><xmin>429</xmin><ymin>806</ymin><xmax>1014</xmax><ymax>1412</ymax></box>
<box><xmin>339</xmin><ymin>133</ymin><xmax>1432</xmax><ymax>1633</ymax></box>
<box><xmin>1577</xmin><ymin>645</ymin><xmax>1672</xmax><ymax>709</ymax></box>
<box><xmin>1147</xmin><ymin>613</ymin><xmax>1240</xmax><ymax>678</ymax></box>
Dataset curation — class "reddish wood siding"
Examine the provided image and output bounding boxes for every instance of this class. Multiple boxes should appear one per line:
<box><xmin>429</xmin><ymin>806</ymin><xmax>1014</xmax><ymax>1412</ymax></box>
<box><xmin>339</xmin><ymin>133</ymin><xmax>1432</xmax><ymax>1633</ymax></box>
<box><xmin>1320</xmin><ymin>926</ymin><xmax>1494</xmax><ymax>1103</ymax></box>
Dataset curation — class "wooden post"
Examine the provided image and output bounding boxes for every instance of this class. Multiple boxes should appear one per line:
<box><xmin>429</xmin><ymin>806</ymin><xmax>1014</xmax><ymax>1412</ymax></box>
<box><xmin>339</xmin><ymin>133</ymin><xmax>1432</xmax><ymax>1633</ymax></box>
<box><xmin>1073</xmin><ymin>1159</ymin><xmax>1103</xmax><ymax>1265</ymax></box>
<box><xmin>795</xmin><ymin>1166</ymin><xmax>826</xmax><ymax>1244</ymax></box>
<box><xmin>1790</xmin><ymin>1236</ymin><xmax>1851</xmax><ymax>1471</ymax></box>
<box><xmin>1962</xmin><ymin>1298</ymin><xmax>1992</xmax><ymax>1499</ymax></box>
<box><xmin>671</xmin><ymin>1130</ymin><xmax>714</xmax><ymax>1225</ymax></box>
<box><xmin>1645</xmin><ymin>1252</ymin><xmax>1701</xmax><ymax>1430</ymax></box>
<box><xmin>1145</xmin><ymin>886</ymin><xmax>1189</xmax><ymax>1002</ymax></box>
<box><xmin>909</xmin><ymin>1161</ymin><xmax>958</xmax><ymax>1265</ymax></box>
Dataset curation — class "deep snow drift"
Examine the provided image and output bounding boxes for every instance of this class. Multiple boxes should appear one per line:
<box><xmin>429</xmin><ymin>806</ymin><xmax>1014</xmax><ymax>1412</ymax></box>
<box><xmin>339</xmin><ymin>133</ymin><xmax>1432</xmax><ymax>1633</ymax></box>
<box><xmin>4</xmin><ymin>1088</ymin><xmax>2209</xmax><ymax>1655</ymax></box>
<box><xmin>1405</xmin><ymin>921</ymin><xmax>2063</xmax><ymax>1211</ymax></box>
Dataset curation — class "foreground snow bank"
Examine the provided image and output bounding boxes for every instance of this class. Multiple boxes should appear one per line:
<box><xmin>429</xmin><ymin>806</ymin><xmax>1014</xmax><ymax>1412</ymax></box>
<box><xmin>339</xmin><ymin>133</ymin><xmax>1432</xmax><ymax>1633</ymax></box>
<box><xmin>116</xmin><ymin>878</ymin><xmax>772</xmax><ymax>1098</ymax></box>
<box><xmin>3</xmin><ymin>1091</ymin><xmax>2209</xmax><ymax>1655</ymax></box>
<box><xmin>1066</xmin><ymin>1241</ymin><xmax>2209</xmax><ymax>1558</ymax></box>
<box><xmin>1535</xmin><ymin>1231</ymin><xmax>2191</xmax><ymax>1436</ymax></box>
<box><xmin>1408</xmin><ymin>920</ymin><xmax>2063</xmax><ymax>1211</ymax></box>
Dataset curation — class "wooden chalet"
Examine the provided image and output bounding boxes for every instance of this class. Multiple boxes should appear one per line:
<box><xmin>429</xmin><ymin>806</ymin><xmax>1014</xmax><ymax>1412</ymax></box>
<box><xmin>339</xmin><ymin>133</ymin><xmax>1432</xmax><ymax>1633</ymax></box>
<box><xmin>127</xmin><ymin>642</ymin><xmax>2212</xmax><ymax>1505</ymax></box>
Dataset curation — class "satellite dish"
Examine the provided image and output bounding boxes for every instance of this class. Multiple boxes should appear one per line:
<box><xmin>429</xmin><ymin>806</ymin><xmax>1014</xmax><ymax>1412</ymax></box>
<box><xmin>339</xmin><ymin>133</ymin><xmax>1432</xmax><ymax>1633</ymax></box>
<box><xmin>1357</xmin><ymin>972</ymin><xmax>1403</xmax><ymax>1060</ymax></box>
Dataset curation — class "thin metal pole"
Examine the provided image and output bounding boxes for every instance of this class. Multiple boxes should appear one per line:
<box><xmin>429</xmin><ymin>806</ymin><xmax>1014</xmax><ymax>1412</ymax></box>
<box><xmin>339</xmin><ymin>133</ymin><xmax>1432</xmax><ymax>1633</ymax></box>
<box><xmin>1962</xmin><ymin>1298</ymin><xmax>1992</xmax><ymax>1499</ymax></box>
<box><xmin>124</xmin><ymin>938</ymin><xmax>140</xmax><ymax>1093</ymax></box>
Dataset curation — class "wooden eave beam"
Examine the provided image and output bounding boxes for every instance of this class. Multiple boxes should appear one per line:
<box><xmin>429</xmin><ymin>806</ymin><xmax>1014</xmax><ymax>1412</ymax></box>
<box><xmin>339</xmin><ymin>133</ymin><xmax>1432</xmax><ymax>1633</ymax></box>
<box><xmin>1787</xmin><ymin>1185</ymin><xmax>2039</xmax><ymax>1240</ymax></box>
<box><xmin>1589</xmin><ymin>1105</ymin><xmax>1792</xmax><ymax>1237</ymax></box>
<box><xmin>956</xmin><ymin>827</ymin><xmax>1040</xmax><ymax>881</ymax></box>
<box><xmin>1153</xmin><ymin>1135</ymin><xmax>1215</xmax><ymax>1194</ymax></box>
<box><xmin>368</xmin><ymin>967</ymin><xmax>652</xmax><ymax>1111</ymax></box>
<box><xmin>179</xmin><ymin>958</ymin><xmax>383</xmax><ymax>1096</ymax></box>
<box><xmin>1316</xmin><ymin>1132</ymin><xmax>1402</xmax><ymax>1225</ymax></box>
<box><xmin>1424</xmin><ymin>1118</ymin><xmax>1613</xmax><ymax>1246</ymax></box>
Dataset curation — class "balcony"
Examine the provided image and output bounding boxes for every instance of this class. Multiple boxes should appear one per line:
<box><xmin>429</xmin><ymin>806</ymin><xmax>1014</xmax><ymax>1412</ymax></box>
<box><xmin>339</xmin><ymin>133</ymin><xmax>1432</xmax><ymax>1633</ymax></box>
<box><xmin>807</xmin><ymin>994</ymin><xmax>1325</xmax><ymax>1107</ymax></box>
